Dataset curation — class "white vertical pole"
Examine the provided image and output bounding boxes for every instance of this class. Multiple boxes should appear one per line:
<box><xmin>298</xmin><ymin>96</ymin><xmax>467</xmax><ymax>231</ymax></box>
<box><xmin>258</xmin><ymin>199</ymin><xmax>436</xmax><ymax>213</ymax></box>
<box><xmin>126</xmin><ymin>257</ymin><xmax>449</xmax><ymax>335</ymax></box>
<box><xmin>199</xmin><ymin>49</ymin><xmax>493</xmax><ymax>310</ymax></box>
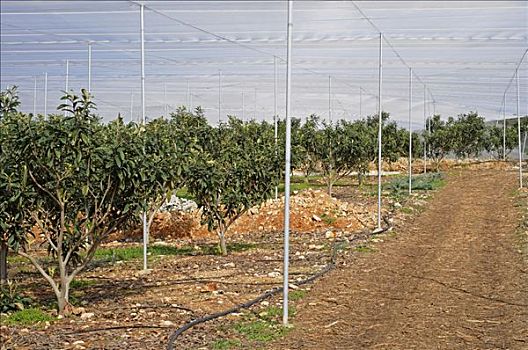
<box><xmin>503</xmin><ymin>96</ymin><xmax>507</xmax><ymax>160</ymax></box>
<box><xmin>140</xmin><ymin>4</ymin><xmax>148</xmax><ymax>271</ymax></box>
<box><xmin>187</xmin><ymin>79</ymin><xmax>190</xmax><ymax>111</ymax></box>
<box><xmin>376</xmin><ymin>32</ymin><xmax>383</xmax><ymax>230</ymax></box>
<box><xmin>282</xmin><ymin>0</ymin><xmax>293</xmax><ymax>327</ymax></box>
<box><xmin>359</xmin><ymin>87</ymin><xmax>362</xmax><ymax>118</ymax></box>
<box><xmin>516</xmin><ymin>69</ymin><xmax>523</xmax><ymax>188</ymax></box>
<box><xmin>44</xmin><ymin>72</ymin><xmax>48</xmax><ymax>116</ymax></box>
<box><xmin>408</xmin><ymin>68</ymin><xmax>413</xmax><ymax>195</ymax></box>
<box><xmin>88</xmin><ymin>43</ymin><xmax>92</xmax><ymax>93</ymax></box>
<box><xmin>423</xmin><ymin>86</ymin><xmax>427</xmax><ymax>174</ymax></box>
<box><xmin>164</xmin><ymin>83</ymin><xmax>167</xmax><ymax>115</ymax></box>
<box><xmin>328</xmin><ymin>75</ymin><xmax>332</xmax><ymax>123</ymax></box>
<box><xmin>218</xmin><ymin>70</ymin><xmax>222</xmax><ymax>124</ymax></box>
<box><xmin>65</xmin><ymin>59</ymin><xmax>69</xmax><ymax>92</ymax></box>
<box><xmin>254</xmin><ymin>87</ymin><xmax>257</xmax><ymax>120</ymax></box>
<box><xmin>274</xmin><ymin>56</ymin><xmax>279</xmax><ymax>200</ymax></box>
<box><xmin>33</xmin><ymin>76</ymin><xmax>37</xmax><ymax>115</ymax></box>
<box><xmin>64</xmin><ymin>60</ymin><xmax>69</xmax><ymax>116</ymax></box>
<box><xmin>242</xmin><ymin>91</ymin><xmax>245</xmax><ymax>121</ymax></box>
<box><xmin>130</xmin><ymin>93</ymin><xmax>134</xmax><ymax>122</ymax></box>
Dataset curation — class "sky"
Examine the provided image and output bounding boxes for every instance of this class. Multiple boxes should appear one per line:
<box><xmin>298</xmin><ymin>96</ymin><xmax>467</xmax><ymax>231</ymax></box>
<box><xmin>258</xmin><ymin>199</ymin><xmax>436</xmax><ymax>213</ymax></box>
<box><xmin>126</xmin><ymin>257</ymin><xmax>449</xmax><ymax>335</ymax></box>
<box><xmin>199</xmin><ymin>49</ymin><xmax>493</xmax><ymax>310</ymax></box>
<box><xmin>1</xmin><ymin>1</ymin><xmax>527</xmax><ymax>128</ymax></box>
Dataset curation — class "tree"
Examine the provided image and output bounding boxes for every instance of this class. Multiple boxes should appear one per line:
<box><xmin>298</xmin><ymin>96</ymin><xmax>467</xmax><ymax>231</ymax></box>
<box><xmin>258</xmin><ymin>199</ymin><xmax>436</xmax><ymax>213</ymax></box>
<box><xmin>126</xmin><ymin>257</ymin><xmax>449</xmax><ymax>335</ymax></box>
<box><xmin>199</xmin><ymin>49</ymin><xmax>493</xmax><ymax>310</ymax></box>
<box><xmin>424</xmin><ymin>115</ymin><xmax>455</xmax><ymax>170</ymax></box>
<box><xmin>450</xmin><ymin>112</ymin><xmax>486</xmax><ymax>158</ymax></box>
<box><xmin>483</xmin><ymin>124</ymin><xmax>517</xmax><ymax>160</ymax></box>
<box><xmin>187</xmin><ymin>117</ymin><xmax>280</xmax><ymax>255</ymax></box>
<box><xmin>8</xmin><ymin>90</ymin><xmax>174</xmax><ymax>315</ymax></box>
<box><xmin>0</xmin><ymin>87</ymin><xmax>34</xmax><ymax>284</ymax></box>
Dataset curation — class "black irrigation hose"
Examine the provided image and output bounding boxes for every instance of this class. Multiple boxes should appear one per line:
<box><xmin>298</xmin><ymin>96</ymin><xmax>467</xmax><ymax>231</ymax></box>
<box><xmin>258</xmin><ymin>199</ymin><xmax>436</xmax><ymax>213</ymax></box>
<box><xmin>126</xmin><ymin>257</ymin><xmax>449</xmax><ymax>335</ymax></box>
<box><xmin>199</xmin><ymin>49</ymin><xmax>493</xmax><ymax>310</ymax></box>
<box><xmin>166</xmin><ymin>262</ymin><xmax>335</xmax><ymax>350</ymax></box>
<box><xmin>166</xmin><ymin>221</ymin><xmax>392</xmax><ymax>350</ymax></box>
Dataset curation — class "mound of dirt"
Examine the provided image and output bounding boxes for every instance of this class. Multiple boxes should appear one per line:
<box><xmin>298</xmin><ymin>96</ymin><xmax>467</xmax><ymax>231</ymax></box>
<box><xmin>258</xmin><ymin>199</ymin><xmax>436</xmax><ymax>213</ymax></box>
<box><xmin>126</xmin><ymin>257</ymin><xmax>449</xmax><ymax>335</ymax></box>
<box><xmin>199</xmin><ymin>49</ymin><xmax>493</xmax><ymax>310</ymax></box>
<box><xmin>120</xmin><ymin>189</ymin><xmax>379</xmax><ymax>241</ymax></box>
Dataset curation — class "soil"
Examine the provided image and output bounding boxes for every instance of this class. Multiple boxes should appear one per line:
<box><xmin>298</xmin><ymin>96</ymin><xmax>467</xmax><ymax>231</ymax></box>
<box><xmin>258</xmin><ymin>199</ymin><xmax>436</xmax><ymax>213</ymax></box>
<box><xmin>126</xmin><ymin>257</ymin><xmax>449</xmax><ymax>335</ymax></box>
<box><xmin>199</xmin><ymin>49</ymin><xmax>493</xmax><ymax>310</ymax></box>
<box><xmin>1</xmin><ymin>167</ymin><xmax>526</xmax><ymax>350</ymax></box>
<box><xmin>268</xmin><ymin>169</ymin><xmax>528</xmax><ymax>349</ymax></box>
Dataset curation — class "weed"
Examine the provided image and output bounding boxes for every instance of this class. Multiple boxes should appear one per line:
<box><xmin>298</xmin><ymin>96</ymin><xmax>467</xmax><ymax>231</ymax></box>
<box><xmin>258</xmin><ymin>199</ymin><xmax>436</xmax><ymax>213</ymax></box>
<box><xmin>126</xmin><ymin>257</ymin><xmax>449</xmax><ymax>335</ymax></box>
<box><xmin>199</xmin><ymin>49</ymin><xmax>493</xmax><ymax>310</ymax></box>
<box><xmin>70</xmin><ymin>279</ymin><xmax>97</xmax><ymax>289</ymax></box>
<box><xmin>234</xmin><ymin>320</ymin><xmax>289</xmax><ymax>342</ymax></box>
<box><xmin>0</xmin><ymin>280</ymin><xmax>32</xmax><ymax>313</ymax></box>
<box><xmin>1</xmin><ymin>308</ymin><xmax>54</xmax><ymax>325</ymax></box>
<box><xmin>289</xmin><ymin>290</ymin><xmax>306</xmax><ymax>301</ymax></box>
<box><xmin>320</xmin><ymin>213</ymin><xmax>337</xmax><ymax>225</ymax></box>
<box><xmin>354</xmin><ymin>245</ymin><xmax>375</xmax><ymax>253</ymax></box>
<box><xmin>211</xmin><ymin>339</ymin><xmax>242</xmax><ymax>350</ymax></box>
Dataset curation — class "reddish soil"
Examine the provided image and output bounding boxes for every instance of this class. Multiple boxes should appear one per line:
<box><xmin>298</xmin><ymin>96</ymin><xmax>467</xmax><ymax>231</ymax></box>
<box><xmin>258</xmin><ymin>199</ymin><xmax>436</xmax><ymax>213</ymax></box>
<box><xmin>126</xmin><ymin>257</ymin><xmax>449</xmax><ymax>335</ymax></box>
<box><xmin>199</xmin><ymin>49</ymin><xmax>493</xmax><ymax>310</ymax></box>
<box><xmin>268</xmin><ymin>169</ymin><xmax>528</xmax><ymax>349</ymax></box>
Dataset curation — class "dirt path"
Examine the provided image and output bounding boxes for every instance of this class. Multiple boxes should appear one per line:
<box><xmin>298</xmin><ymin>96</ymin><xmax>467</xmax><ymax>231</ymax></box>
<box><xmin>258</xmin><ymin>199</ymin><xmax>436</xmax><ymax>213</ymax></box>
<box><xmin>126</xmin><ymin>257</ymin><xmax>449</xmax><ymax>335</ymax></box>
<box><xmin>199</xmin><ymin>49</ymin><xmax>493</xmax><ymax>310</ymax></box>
<box><xmin>269</xmin><ymin>169</ymin><xmax>528</xmax><ymax>349</ymax></box>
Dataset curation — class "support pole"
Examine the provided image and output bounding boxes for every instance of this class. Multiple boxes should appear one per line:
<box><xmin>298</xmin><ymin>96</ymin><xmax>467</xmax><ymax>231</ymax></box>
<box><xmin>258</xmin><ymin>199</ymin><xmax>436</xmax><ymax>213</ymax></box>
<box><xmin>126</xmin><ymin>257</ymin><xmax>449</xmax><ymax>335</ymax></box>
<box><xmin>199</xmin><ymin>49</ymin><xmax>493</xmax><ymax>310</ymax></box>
<box><xmin>242</xmin><ymin>91</ymin><xmax>245</xmax><ymax>121</ymax></box>
<box><xmin>88</xmin><ymin>42</ymin><xmax>92</xmax><ymax>93</ymax></box>
<box><xmin>44</xmin><ymin>72</ymin><xmax>48</xmax><ymax>116</ymax></box>
<box><xmin>140</xmin><ymin>4</ymin><xmax>148</xmax><ymax>271</ymax></box>
<box><xmin>408</xmin><ymin>68</ymin><xmax>413</xmax><ymax>195</ymax></box>
<box><xmin>503</xmin><ymin>96</ymin><xmax>507</xmax><ymax>160</ymax></box>
<box><xmin>64</xmin><ymin>59</ymin><xmax>69</xmax><ymax>116</ymax></box>
<box><xmin>516</xmin><ymin>69</ymin><xmax>523</xmax><ymax>188</ymax></box>
<box><xmin>376</xmin><ymin>32</ymin><xmax>383</xmax><ymax>230</ymax></box>
<box><xmin>254</xmin><ymin>87</ymin><xmax>257</xmax><ymax>120</ymax></box>
<box><xmin>423</xmin><ymin>86</ymin><xmax>427</xmax><ymax>174</ymax></box>
<box><xmin>274</xmin><ymin>56</ymin><xmax>279</xmax><ymax>200</ymax></box>
<box><xmin>130</xmin><ymin>93</ymin><xmax>134</xmax><ymax>122</ymax></box>
<box><xmin>359</xmin><ymin>87</ymin><xmax>362</xmax><ymax>118</ymax></box>
<box><xmin>33</xmin><ymin>76</ymin><xmax>37</xmax><ymax>115</ymax></box>
<box><xmin>187</xmin><ymin>79</ymin><xmax>190</xmax><ymax>111</ymax></box>
<box><xmin>218</xmin><ymin>70</ymin><xmax>222</xmax><ymax>124</ymax></box>
<box><xmin>328</xmin><ymin>75</ymin><xmax>332</xmax><ymax>123</ymax></box>
<box><xmin>282</xmin><ymin>0</ymin><xmax>293</xmax><ymax>327</ymax></box>
<box><xmin>164</xmin><ymin>82</ymin><xmax>167</xmax><ymax>115</ymax></box>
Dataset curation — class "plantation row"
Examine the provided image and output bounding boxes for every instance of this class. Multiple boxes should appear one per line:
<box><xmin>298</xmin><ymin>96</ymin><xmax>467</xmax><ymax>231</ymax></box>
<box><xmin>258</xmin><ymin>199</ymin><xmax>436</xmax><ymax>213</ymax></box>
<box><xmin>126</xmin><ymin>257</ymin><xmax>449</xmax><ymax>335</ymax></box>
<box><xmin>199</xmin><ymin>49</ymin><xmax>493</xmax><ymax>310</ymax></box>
<box><xmin>0</xmin><ymin>87</ymin><xmax>525</xmax><ymax>315</ymax></box>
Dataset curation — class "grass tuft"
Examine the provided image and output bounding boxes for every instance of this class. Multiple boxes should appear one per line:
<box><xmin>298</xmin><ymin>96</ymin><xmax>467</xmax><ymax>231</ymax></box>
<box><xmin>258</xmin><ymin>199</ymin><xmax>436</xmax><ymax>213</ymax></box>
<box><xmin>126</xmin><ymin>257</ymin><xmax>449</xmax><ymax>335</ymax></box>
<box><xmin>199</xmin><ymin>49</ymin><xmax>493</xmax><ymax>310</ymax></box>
<box><xmin>1</xmin><ymin>308</ymin><xmax>54</xmax><ymax>326</ymax></box>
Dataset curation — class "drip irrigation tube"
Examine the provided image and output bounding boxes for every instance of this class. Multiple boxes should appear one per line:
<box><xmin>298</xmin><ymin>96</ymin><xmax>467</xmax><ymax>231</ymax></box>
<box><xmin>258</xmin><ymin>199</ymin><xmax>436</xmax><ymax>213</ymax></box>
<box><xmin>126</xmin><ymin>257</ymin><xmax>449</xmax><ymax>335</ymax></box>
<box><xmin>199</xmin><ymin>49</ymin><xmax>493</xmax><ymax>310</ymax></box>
<box><xmin>166</xmin><ymin>222</ymin><xmax>392</xmax><ymax>350</ymax></box>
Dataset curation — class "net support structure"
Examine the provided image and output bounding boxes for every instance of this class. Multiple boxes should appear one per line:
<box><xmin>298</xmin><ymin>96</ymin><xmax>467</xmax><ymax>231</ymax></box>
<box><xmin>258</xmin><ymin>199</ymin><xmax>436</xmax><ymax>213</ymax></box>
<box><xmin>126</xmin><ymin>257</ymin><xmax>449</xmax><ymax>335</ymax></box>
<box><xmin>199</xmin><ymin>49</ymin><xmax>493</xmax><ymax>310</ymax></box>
<box><xmin>423</xmin><ymin>86</ymin><xmax>427</xmax><ymax>174</ymax></box>
<box><xmin>516</xmin><ymin>69</ymin><xmax>523</xmax><ymax>188</ymax></box>
<box><xmin>376</xmin><ymin>32</ymin><xmax>383</xmax><ymax>230</ymax></box>
<box><xmin>140</xmin><ymin>3</ymin><xmax>149</xmax><ymax>271</ymax></box>
<box><xmin>408</xmin><ymin>67</ymin><xmax>413</xmax><ymax>195</ymax></box>
<box><xmin>274</xmin><ymin>55</ymin><xmax>279</xmax><ymax>200</ymax></box>
<box><xmin>282</xmin><ymin>0</ymin><xmax>293</xmax><ymax>327</ymax></box>
<box><xmin>218</xmin><ymin>70</ymin><xmax>222</xmax><ymax>124</ymax></box>
<box><xmin>88</xmin><ymin>42</ymin><xmax>92</xmax><ymax>93</ymax></box>
<box><xmin>33</xmin><ymin>76</ymin><xmax>37</xmax><ymax>115</ymax></box>
<box><xmin>64</xmin><ymin>59</ymin><xmax>69</xmax><ymax>116</ymax></box>
<box><xmin>503</xmin><ymin>97</ymin><xmax>506</xmax><ymax>160</ymax></box>
<box><xmin>44</xmin><ymin>72</ymin><xmax>48</xmax><ymax>116</ymax></box>
<box><xmin>328</xmin><ymin>75</ymin><xmax>332</xmax><ymax>123</ymax></box>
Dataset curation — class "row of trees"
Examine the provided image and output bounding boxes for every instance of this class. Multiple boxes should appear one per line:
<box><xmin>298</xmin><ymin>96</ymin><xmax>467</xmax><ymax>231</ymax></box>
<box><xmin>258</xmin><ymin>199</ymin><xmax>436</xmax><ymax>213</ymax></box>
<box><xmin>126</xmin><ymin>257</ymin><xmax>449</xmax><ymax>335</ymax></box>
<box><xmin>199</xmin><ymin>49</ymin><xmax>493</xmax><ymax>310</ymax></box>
<box><xmin>1</xmin><ymin>86</ymin><xmax>525</xmax><ymax>315</ymax></box>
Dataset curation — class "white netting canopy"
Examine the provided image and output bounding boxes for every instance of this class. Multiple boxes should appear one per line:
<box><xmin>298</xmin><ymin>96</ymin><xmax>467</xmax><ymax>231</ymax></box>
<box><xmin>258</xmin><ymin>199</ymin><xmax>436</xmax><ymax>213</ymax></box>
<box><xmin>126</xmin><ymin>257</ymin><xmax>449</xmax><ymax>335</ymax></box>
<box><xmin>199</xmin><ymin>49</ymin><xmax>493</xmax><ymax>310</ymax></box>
<box><xmin>1</xmin><ymin>1</ymin><xmax>527</xmax><ymax>127</ymax></box>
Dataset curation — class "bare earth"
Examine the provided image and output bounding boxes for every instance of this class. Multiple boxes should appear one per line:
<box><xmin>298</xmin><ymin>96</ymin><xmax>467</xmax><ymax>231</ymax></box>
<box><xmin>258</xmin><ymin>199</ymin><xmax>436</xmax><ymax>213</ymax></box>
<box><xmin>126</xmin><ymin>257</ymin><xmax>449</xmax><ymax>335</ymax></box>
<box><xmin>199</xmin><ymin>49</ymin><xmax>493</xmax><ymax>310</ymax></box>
<box><xmin>269</xmin><ymin>169</ymin><xmax>528</xmax><ymax>350</ymax></box>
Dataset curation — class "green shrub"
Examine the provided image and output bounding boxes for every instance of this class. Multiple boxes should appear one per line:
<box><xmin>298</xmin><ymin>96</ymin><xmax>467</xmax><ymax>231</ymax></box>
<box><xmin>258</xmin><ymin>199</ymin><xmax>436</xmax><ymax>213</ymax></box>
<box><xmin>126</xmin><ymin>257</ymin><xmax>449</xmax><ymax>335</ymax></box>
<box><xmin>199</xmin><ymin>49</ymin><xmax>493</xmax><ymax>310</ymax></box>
<box><xmin>0</xmin><ymin>280</ymin><xmax>32</xmax><ymax>313</ymax></box>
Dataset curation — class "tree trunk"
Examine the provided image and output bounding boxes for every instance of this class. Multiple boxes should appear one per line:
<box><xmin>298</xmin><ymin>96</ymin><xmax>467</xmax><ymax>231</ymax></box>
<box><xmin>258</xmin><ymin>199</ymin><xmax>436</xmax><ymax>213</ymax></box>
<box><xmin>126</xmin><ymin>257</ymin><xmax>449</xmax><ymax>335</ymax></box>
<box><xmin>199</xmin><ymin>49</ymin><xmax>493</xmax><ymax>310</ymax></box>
<box><xmin>56</xmin><ymin>277</ymin><xmax>72</xmax><ymax>316</ymax></box>
<box><xmin>0</xmin><ymin>241</ymin><xmax>8</xmax><ymax>284</ymax></box>
<box><xmin>218</xmin><ymin>228</ymin><xmax>227</xmax><ymax>256</ymax></box>
<box><xmin>357</xmin><ymin>173</ymin><xmax>363</xmax><ymax>186</ymax></box>
<box><xmin>327</xmin><ymin>181</ymin><xmax>333</xmax><ymax>197</ymax></box>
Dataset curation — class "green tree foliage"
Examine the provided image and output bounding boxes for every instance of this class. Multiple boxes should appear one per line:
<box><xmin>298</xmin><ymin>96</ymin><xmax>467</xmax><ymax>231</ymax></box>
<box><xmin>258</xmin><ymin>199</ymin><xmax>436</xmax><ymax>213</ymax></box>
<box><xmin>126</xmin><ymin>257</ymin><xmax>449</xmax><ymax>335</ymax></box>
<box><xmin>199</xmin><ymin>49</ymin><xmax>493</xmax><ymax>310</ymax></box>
<box><xmin>449</xmin><ymin>112</ymin><xmax>486</xmax><ymax>158</ymax></box>
<box><xmin>3</xmin><ymin>89</ymin><xmax>181</xmax><ymax>315</ymax></box>
<box><xmin>187</xmin><ymin>117</ymin><xmax>280</xmax><ymax>255</ymax></box>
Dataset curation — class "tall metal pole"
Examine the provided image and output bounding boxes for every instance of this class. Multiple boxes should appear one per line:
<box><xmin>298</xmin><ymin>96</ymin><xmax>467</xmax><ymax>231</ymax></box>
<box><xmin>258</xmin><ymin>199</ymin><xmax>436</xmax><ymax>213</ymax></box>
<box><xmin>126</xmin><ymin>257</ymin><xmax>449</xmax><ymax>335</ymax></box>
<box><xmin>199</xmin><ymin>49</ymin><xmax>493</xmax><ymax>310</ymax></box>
<box><xmin>218</xmin><ymin>70</ymin><xmax>222</xmax><ymax>124</ymax></box>
<box><xmin>33</xmin><ymin>76</ymin><xmax>37</xmax><ymax>115</ymax></box>
<box><xmin>88</xmin><ymin>42</ymin><xmax>92</xmax><ymax>93</ymax></box>
<box><xmin>164</xmin><ymin>82</ymin><xmax>167</xmax><ymax>115</ymax></box>
<box><xmin>64</xmin><ymin>60</ymin><xmax>69</xmax><ymax>116</ymax></box>
<box><xmin>186</xmin><ymin>79</ymin><xmax>190</xmax><ymax>111</ymax></box>
<box><xmin>140</xmin><ymin>4</ymin><xmax>148</xmax><ymax>271</ymax></box>
<box><xmin>282</xmin><ymin>0</ymin><xmax>293</xmax><ymax>327</ymax></box>
<box><xmin>65</xmin><ymin>59</ymin><xmax>69</xmax><ymax>92</ymax></box>
<box><xmin>242</xmin><ymin>91</ymin><xmax>245</xmax><ymax>121</ymax></box>
<box><xmin>423</xmin><ymin>86</ymin><xmax>427</xmax><ymax>174</ymax></box>
<box><xmin>274</xmin><ymin>56</ymin><xmax>279</xmax><ymax>200</ymax></box>
<box><xmin>516</xmin><ymin>69</ymin><xmax>523</xmax><ymax>188</ymax></box>
<box><xmin>130</xmin><ymin>93</ymin><xmax>134</xmax><ymax>122</ymax></box>
<box><xmin>328</xmin><ymin>75</ymin><xmax>332</xmax><ymax>123</ymax></box>
<box><xmin>376</xmin><ymin>32</ymin><xmax>383</xmax><ymax>230</ymax></box>
<box><xmin>44</xmin><ymin>72</ymin><xmax>48</xmax><ymax>116</ymax></box>
<box><xmin>408</xmin><ymin>68</ymin><xmax>413</xmax><ymax>195</ymax></box>
<box><xmin>254</xmin><ymin>87</ymin><xmax>257</xmax><ymax>120</ymax></box>
<box><xmin>503</xmin><ymin>96</ymin><xmax>507</xmax><ymax>160</ymax></box>
<box><xmin>359</xmin><ymin>87</ymin><xmax>362</xmax><ymax>118</ymax></box>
